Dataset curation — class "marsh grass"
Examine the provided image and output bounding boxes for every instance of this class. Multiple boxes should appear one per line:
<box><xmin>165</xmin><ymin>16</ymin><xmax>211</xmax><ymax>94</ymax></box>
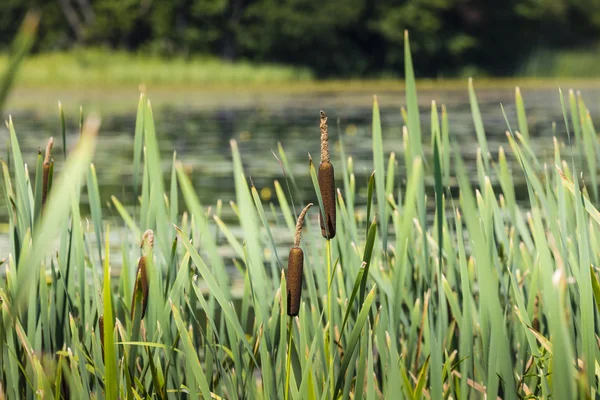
<box><xmin>3</xmin><ymin>30</ymin><xmax>600</xmax><ymax>399</ymax></box>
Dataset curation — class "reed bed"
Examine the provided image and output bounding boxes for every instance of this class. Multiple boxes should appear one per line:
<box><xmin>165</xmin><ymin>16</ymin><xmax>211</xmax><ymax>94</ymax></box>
<box><xmin>3</xmin><ymin>31</ymin><xmax>600</xmax><ymax>400</ymax></box>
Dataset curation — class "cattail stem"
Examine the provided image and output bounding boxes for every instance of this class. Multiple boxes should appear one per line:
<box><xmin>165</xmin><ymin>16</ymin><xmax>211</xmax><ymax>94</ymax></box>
<box><xmin>284</xmin><ymin>317</ymin><xmax>293</xmax><ymax>400</ymax></box>
<box><xmin>326</xmin><ymin>237</ymin><xmax>334</xmax><ymax>399</ymax></box>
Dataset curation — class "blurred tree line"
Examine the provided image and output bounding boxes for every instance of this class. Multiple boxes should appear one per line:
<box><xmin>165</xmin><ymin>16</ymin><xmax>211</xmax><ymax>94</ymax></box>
<box><xmin>2</xmin><ymin>0</ymin><xmax>600</xmax><ymax>77</ymax></box>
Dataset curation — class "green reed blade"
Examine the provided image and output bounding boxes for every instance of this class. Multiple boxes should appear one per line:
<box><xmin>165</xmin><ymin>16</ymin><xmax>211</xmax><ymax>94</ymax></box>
<box><xmin>365</xmin><ymin>171</ymin><xmax>375</xmax><ymax>234</ymax></box>
<box><xmin>372</xmin><ymin>96</ymin><xmax>388</xmax><ymax>251</ymax></box>
<box><xmin>251</xmin><ymin>185</ymin><xmax>281</xmax><ymax>267</ymax></box>
<box><xmin>102</xmin><ymin>226</ymin><xmax>118</xmax><ymax>400</ymax></box>
<box><xmin>404</xmin><ymin>31</ymin><xmax>422</xmax><ymax>165</ymax></box>
<box><xmin>468</xmin><ymin>78</ymin><xmax>489</xmax><ymax>171</ymax></box>
<box><xmin>515</xmin><ymin>87</ymin><xmax>529</xmax><ymax>141</ymax></box>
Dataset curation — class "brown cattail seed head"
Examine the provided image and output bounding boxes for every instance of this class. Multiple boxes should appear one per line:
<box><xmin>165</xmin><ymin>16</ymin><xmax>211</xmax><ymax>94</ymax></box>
<box><xmin>318</xmin><ymin>161</ymin><xmax>336</xmax><ymax>239</ymax></box>
<box><xmin>319</xmin><ymin>111</ymin><xmax>336</xmax><ymax>239</ymax></box>
<box><xmin>131</xmin><ymin>255</ymin><xmax>149</xmax><ymax>319</ymax></box>
<box><xmin>98</xmin><ymin>316</ymin><xmax>105</xmax><ymax>350</ymax></box>
<box><xmin>287</xmin><ymin>203</ymin><xmax>312</xmax><ymax>317</ymax></box>
<box><xmin>41</xmin><ymin>137</ymin><xmax>53</xmax><ymax>207</ymax></box>
<box><xmin>287</xmin><ymin>247</ymin><xmax>304</xmax><ymax>317</ymax></box>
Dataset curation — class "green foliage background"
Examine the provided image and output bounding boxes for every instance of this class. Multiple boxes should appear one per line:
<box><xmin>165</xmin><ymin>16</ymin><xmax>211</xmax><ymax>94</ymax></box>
<box><xmin>2</xmin><ymin>0</ymin><xmax>600</xmax><ymax>77</ymax></box>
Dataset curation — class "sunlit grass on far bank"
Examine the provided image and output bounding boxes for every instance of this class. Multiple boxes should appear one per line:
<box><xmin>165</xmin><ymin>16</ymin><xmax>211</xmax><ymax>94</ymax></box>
<box><xmin>3</xmin><ymin>48</ymin><xmax>600</xmax><ymax>92</ymax></box>
<box><xmin>0</xmin><ymin>48</ymin><xmax>314</xmax><ymax>87</ymax></box>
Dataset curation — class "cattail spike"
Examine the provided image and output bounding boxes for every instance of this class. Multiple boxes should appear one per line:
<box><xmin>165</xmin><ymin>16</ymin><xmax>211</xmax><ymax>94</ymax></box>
<box><xmin>41</xmin><ymin>137</ymin><xmax>54</xmax><ymax>208</ymax></box>
<box><xmin>131</xmin><ymin>256</ymin><xmax>149</xmax><ymax>319</ymax></box>
<box><xmin>287</xmin><ymin>247</ymin><xmax>304</xmax><ymax>317</ymax></box>
<box><xmin>98</xmin><ymin>316</ymin><xmax>105</xmax><ymax>350</ymax></box>
<box><xmin>294</xmin><ymin>203</ymin><xmax>313</xmax><ymax>247</ymax></box>
<box><xmin>287</xmin><ymin>203</ymin><xmax>313</xmax><ymax>316</ymax></box>
<box><xmin>132</xmin><ymin>229</ymin><xmax>152</xmax><ymax>320</ymax></box>
<box><xmin>318</xmin><ymin>110</ymin><xmax>336</xmax><ymax>239</ymax></box>
<box><xmin>320</xmin><ymin>110</ymin><xmax>329</xmax><ymax>163</ymax></box>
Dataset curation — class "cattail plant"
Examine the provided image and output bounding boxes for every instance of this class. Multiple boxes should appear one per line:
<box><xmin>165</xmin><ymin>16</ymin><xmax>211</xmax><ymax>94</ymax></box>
<box><xmin>131</xmin><ymin>229</ymin><xmax>154</xmax><ymax>319</ymax></box>
<box><xmin>41</xmin><ymin>136</ymin><xmax>53</xmax><ymax>207</ymax></box>
<box><xmin>318</xmin><ymin>111</ymin><xmax>336</xmax><ymax>239</ymax></box>
<box><xmin>287</xmin><ymin>203</ymin><xmax>312</xmax><ymax>317</ymax></box>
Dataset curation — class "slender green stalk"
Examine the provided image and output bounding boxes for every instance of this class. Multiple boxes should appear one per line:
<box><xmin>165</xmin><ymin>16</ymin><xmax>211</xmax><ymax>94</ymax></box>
<box><xmin>284</xmin><ymin>317</ymin><xmax>293</xmax><ymax>400</ymax></box>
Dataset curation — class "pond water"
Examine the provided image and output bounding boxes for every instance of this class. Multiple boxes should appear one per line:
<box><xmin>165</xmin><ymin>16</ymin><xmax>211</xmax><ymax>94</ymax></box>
<box><xmin>1</xmin><ymin>85</ymin><xmax>599</xmax><ymax>258</ymax></box>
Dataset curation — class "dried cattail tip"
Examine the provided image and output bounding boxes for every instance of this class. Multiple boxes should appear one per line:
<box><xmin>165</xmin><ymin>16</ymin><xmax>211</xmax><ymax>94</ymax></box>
<box><xmin>318</xmin><ymin>113</ymin><xmax>336</xmax><ymax>239</ymax></box>
<box><xmin>287</xmin><ymin>204</ymin><xmax>312</xmax><ymax>316</ymax></box>
<box><xmin>140</xmin><ymin>229</ymin><xmax>155</xmax><ymax>250</ymax></box>
<box><xmin>320</xmin><ymin>110</ymin><xmax>329</xmax><ymax>163</ymax></box>
<box><xmin>294</xmin><ymin>203</ymin><xmax>313</xmax><ymax>247</ymax></box>
<box><xmin>41</xmin><ymin>137</ymin><xmax>53</xmax><ymax>207</ymax></box>
<box><xmin>131</xmin><ymin>255</ymin><xmax>149</xmax><ymax>319</ymax></box>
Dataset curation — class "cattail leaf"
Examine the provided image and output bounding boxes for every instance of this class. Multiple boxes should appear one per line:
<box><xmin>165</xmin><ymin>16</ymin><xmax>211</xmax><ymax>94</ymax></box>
<box><xmin>365</xmin><ymin>171</ymin><xmax>375</xmax><ymax>233</ymax></box>
<box><xmin>468</xmin><ymin>78</ymin><xmax>489</xmax><ymax>172</ymax></box>
<box><xmin>33</xmin><ymin>151</ymin><xmax>43</xmax><ymax>222</ymax></box>
<box><xmin>87</xmin><ymin>163</ymin><xmax>103</xmax><ymax>264</ymax></box>
<box><xmin>169</xmin><ymin>300</ymin><xmax>212</xmax><ymax>399</ymax></box>
<box><xmin>341</xmin><ymin>216</ymin><xmax>377</xmax><ymax>335</ymax></box>
<box><xmin>132</xmin><ymin>94</ymin><xmax>145</xmax><ymax>209</ymax></box>
<box><xmin>404</xmin><ymin>31</ymin><xmax>422</xmax><ymax>165</ymax></box>
<box><xmin>111</xmin><ymin>195</ymin><xmax>141</xmax><ymax>239</ymax></box>
<box><xmin>176</xmin><ymin>164</ymin><xmax>228</xmax><ymax>290</ymax></box>
<box><xmin>372</xmin><ymin>96</ymin><xmax>388</xmax><ymax>251</ymax></box>
<box><xmin>591</xmin><ymin>266</ymin><xmax>600</xmax><ymax>313</ymax></box>
<box><xmin>274</xmin><ymin>180</ymin><xmax>295</xmax><ymax>233</ymax></box>
<box><xmin>515</xmin><ymin>87</ymin><xmax>529</xmax><ymax>141</ymax></box>
<box><xmin>333</xmin><ymin>285</ymin><xmax>377</xmax><ymax>399</ymax></box>
<box><xmin>58</xmin><ymin>101</ymin><xmax>66</xmax><ymax>160</ymax></box>
<box><xmin>251</xmin><ymin>185</ymin><xmax>281</xmax><ymax>267</ymax></box>
<box><xmin>102</xmin><ymin>226</ymin><xmax>118</xmax><ymax>400</ymax></box>
<box><xmin>175</xmin><ymin>226</ymin><xmax>256</xmax><ymax>363</ymax></box>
